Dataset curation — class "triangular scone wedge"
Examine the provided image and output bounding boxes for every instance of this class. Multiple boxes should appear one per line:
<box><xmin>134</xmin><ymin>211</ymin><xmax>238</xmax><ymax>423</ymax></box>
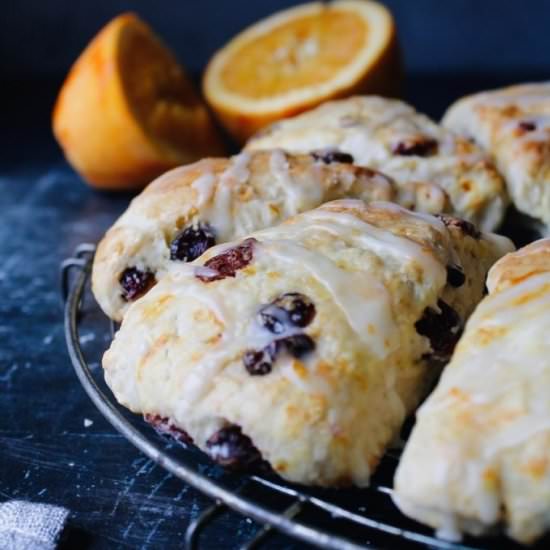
<box><xmin>443</xmin><ymin>82</ymin><xmax>550</xmax><ymax>228</ymax></box>
<box><xmin>92</xmin><ymin>150</ymin><xmax>398</xmax><ymax>321</ymax></box>
<box><xmin>246</xmin><ymin>96</ymin><xmax>509</xmax><ymax>231</ymax></box>
<box><xmin>394</xmin><ymin>239</ymin><xmax>550</xmax><ymax>544</ymax></box>
<box><xmin>103</xmin><ymin>200</ymin><xmax>512</xmax><ymax>487</ymax></box>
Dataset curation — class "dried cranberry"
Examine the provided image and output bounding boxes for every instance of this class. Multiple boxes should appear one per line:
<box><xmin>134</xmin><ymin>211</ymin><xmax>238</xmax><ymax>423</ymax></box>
<box><xmin>415</xmin><ymin>299</ymin><xmax>462</xmax><ymax>362</ymax></box>
<box><xmin>274</xmin><ymin>293</ymin><xmax>316</xmax><ymax>327</ymax></box>
<box><xmin>436</xmin><ymin>214</ymin><xmax>481</xmax><ymax>240</ymax></box>
<box><xmin>197</xmin><ymin>238</ymin><xmax>256</xmax><ymax>282</ymax></box>
<box><xmin>311</xmin><ymin>150</ymin><xmax>354</xmax><ymax>164</ymax></box>
<box><xmin>446</xmin><ymin>264</ymin><xmax>466</xmax><ymax>288</ymax></box>
<box><xmin>206</xmin><ymin>425</ymin><xmax>262</xmax><ymax>469</ymax></box>
<box><xmin>144</xmin><ymin>414</ymin><xmax>193</xmax><ymax>445</ymax></box>
<box><xmin>257</xmin><ymin>305</ymin><xmax>286</xmax><ymax>335</ymax></box>
<box><xmin>518</xmin><ymin>121</ymin><xmax>536</xmax><ymax>132</ymax></box>
<box><xmin>243</xmin><ymin>345</ymin><xmax>276</xmax><ymax>375</ymax></box>
<box><xmin>120</xmin><ymin>267</ymin><xmax>156</xmax><ymax>301</ymax></box>
<box><xmin>392</xmin><ymin>137</ymin><xmax>438</xmax><ymax>157</ymax></box>
<box><xmin>279</xmin><ymin>334</ymin><xmax>315</xmax><ymax>358</ymax></box>
<box><xmin>258</xmin><ymin>293</ymin><xmax>316</xmax><ymax>334</ymax></box>
<box><xmin>242</xmin><ymin>333</ymin><xmax>315</xmax><ymax>375</ymax></box>
<box><xmin>170</xmin><ymin>222</ymin><xmax>216</xmax><ymax>262</ymax></box>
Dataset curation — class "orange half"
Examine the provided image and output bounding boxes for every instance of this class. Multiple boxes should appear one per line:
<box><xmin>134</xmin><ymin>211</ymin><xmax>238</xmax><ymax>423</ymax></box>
<box><xmin>203</xmin><ymin>0</ymin><xmax>401</xmax><ymax>143</ymax></box>
<box><xmin>53</xmin><ymin>13</ymin><xmax>225</xmax><ymax>189</ymax></box>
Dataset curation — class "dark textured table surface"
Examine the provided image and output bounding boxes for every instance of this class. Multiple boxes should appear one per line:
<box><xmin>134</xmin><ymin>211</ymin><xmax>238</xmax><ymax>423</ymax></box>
<box><xmin>2</xmin><ymin>1</ymin><xmax>550</xmax><ymax>544</ymax></box>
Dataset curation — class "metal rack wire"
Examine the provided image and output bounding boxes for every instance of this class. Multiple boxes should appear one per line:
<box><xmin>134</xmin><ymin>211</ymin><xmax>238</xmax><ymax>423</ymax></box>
<box><xmin>61</xmin><ymin>244</ymin><xmax>530</xmax><ymax>550</ymax></box>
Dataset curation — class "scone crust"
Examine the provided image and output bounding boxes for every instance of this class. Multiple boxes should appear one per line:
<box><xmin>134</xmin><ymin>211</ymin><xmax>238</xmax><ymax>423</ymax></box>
<box><xmin>92</xmin><ymin>150</ymin><xmax>397</xmax><ymax>320</ymax></box>
<box><xmin>394</xmin><ymin>238</ymin><xmax>550</xmax><ymax>544</ymax></box>
<box><xmin>246</xmin><ymin>96</ymin><xmax>508</xmax><ymax>231</ymax></box>
<box><xmin>443</xmin><ymin>82</ymin><xmax>550</xmax><ymax>225</ymax></box>
<box><xmin>103</xmin><ymin>200</ymin><xmax>512</xmax><ymax>486</ymax></box>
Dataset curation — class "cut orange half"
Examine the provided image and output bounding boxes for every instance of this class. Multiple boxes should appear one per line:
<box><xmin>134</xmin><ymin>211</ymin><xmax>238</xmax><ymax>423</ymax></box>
<box><xmin>203</xmin><ymin>0</ymin><xmax>401</xmax><ymax>143</ymax></box>
<box><xmin>53</xmin><ymin>13</ymin><xmax>225</xmax><ymax>190</ymax></box>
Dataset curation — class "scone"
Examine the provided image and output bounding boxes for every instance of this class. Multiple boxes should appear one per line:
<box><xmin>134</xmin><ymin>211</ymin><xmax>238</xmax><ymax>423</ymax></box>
<box><xmin>443</xmin><ymin>82</ymin><xmax>550</xmax><ymax>227</ymax></box>
<box><xmin>394</xmin><ymin>239</ymin><xmax>550</xmax><ymax>544</ymax></box>
<box><xmin>92</xmin><ymin>150</ymin><xmax>400</xmax><ymax>321</ymax></box>
<box><xmin>246</xmin><ymin>96</ymin><xmax>508</xmax><ymax>231</ymax></box>
<box><xmin>102</xmin><ymin>200</ymin><xmax>513</xmax><ymax>486</ymax></box>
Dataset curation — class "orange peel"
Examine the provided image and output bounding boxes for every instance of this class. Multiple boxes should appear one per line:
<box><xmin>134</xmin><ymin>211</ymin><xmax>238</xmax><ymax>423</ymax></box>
<box><xmin>203</xmin><ymin>0</ymin><xmax>401</xmax><ymax>143</ymax></box>
<box><xmin>53</xmin><ymin>13</ymin><xmax>225</xmax><ymax>189</ymax></box>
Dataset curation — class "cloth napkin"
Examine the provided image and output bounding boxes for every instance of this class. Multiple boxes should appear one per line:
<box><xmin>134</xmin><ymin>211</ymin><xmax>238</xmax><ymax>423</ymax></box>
<box><xmin>0</xmin><ymin>500</ymin><xmax>69</xmax><ymax>550</ymax></box>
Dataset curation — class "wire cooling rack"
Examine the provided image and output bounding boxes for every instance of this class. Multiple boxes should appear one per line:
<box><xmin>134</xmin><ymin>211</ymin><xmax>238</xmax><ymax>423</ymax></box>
<box><xmin>61</xmin><ymin>244</ymin><xmax>538</xmax><ymax>550</ymax></box>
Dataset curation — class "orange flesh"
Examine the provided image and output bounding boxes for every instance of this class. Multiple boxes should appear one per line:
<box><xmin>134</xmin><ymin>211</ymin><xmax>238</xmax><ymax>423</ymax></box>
<box><xmin>118</xmin><ymin>23</ymin><xmax>205</xmax><ymax>154</ymax></box>
<box><xmin>220</xmin><ymin>10</ymin><xmax>368</xmax><ymax>99</ymax></box>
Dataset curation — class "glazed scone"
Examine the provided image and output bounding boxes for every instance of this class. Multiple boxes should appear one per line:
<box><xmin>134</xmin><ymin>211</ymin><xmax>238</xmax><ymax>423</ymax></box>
<box><xmin>394</xmin><ymin>239</ymin><xmax>550</xmax><ymax>544</ymax></box>
<box><xmin>246</xmin><ymin>96</ymin><xmax>509</xmax><ymax>231</ymax></box>
<box><xmin>92</xmin><ymin>150</ymin><xmax>398</xmax><ymax>321</ymax></box>
<box><xmin>103</xmin><ymin>200</ymin><xmax>513</xmax><ymax>486</ymax></box>
<box><xmin>443</xmin><ymin>82</ymin><xmax>550</xmax><ymax>227</ymax></box>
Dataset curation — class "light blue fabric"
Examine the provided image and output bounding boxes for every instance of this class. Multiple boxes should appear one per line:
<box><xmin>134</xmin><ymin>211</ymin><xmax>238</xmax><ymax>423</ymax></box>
<box><xmin>0</xmin><ymin>501</ymin><xmax>68</xmax><ymax>550</ymax></box>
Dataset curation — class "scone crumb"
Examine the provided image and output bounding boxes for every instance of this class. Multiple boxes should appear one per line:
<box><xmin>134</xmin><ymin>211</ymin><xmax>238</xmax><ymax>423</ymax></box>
<box><xmin>140</xmin><ymin>294</ymin><xmax>174</xmax><ymax>319</ymax></box>
<box><xmin>512</xmin><ymin>282</ymin><xmax>550</xmax><ymax>307</ymax></box>
<box><xmin>448</xmin><ymin>387</ymin><xmax>469</xmax><ymax>402</ymax></box>
<box><xmin>269</xmin><ymin>203</ymin><xmax>281</xmax><ymax>216</ymax></box>
<box><xmin>460</xmin><ymin>180</ymin><xmax>473</xmax><ymax>192</ymax></box>
<box><xmin>473</xmin><ymin>325</ymin><xmax>509</xmax><ymax>346</ymax></box>
<box><xmin>521</xmin><ymin>458</ymin><xmax>548</xmax><ymax>480</ymax></box>
<box><xmin>482</xmin><ymin>467</ymin><xmax>498</xmax><ymax>489</ymax></box>
<box><xmin>305</xmin><ymin>394</ymin><xmax>327</xmax><ymax>423</ymax></box>
<box><xmin>292</xmin><ymin>360</ymin><xmax>308</xmax><ymax>379</ymax></box>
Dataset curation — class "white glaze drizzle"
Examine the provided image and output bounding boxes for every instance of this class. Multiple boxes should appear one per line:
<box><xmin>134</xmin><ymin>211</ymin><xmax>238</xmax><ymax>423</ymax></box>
<box><xmin>333</xmin><ymin>200</ymin><xmax>457</xmax><ymax>263</ymax></box>
<box><xmin>378</xmin><ymin>201</ymin><xmax>514</xmax><ymax>268</ymax></box>
<box><xmin>165</xmin><ymin>260</ymin><xmax>334</xmax><ymax>406</ymax></box>
<box><xmin>257</xmin><ymin>238</ymin><xmax>399</xmax><ymax>358</ymax></box>
<box><xmin>166</xmin><ymin>266</ymin><xmax>242</xmax><ymax>411</ymax></box>
<box><xmin>205</xmin><ymin>153</ymin><xmax>252</xmax><ymax>240</ymax></box>
<box><xmin>293</xmin><ymin>208</ymin><xmax>447</xmax><ymax>287</ymax></box>
<box><xmin>191</xmin><ymin>172</ymin><xmax>216</xmax><ymax>207</ymax></box>
<box><xmin>268</xmin><ymin>149</ymin><xmax>324</xmax><ymax>208</ymax></box>
<box><xmin>419</xmin><ymin>272</ymin><xmax>550</xmax><ymax>459</ymax></box>
<box><xmin>371</xmin><ymin>201</ymin><xmax>464</xmax><ymax>269</ymax></box>
<box><xmin>371</xmin><ymin>200</ymin><xmax>448</xmax><ymax>233</ymax></box>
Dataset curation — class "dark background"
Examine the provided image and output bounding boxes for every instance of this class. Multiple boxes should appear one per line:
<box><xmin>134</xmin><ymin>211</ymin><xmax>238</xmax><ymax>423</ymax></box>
<box><xmin>1</xmin><ymin>2</ymin><xmax>548</xmax><ymax>549</ymax></box>
<box><xmin>4</xmin><ymin>0</ymin><xmax>550</xmax><ymax>166</ymax></box>
<box><xmin>4</xmin><ymin>0</ymin><xmax>550</xmax><ymax>80</ymax></box>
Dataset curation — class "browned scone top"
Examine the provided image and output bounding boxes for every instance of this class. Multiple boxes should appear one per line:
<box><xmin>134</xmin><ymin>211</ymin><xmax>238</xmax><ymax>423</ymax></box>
<box><xmin>246</xmin><ymin>96</ymin><xmax>509</xmax><ymax>231</ymax></box>
<box><xmin>443</xmin><ymin>82</ymin><xmax>550</xmax><ymax>227</ymax></box>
